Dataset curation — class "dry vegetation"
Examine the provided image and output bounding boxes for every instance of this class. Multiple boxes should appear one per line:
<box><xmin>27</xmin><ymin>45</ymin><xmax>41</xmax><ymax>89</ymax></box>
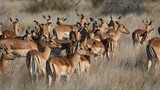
<box><xmin>0</xmin><ymin>0</ymin><xmax>160</xmax><ymax>90</ymax></box>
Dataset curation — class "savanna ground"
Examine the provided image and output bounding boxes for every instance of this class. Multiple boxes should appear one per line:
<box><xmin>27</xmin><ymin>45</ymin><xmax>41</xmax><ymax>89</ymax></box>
<box><xmin>0</xmin><ymin>0</ymin><xmax>160</xmax><ymax>90</ymax></box>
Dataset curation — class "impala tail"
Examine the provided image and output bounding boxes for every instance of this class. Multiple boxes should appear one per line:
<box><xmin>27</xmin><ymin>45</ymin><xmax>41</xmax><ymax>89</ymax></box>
<box><xmin>132</xmin><ymin>32</ymin><xmax>137</xmax><ymax>46</ymax></box>
<box><xmin>146</xmin><ymin>45</ymin><xmax>157</xmax><ymax>61</ymax></box>
<box><xmin>105</xmin><ymin>39</ymin><xmax>115</xmax><ymax>60</ymax></box>
<box><xmin>27</xmin><ymin>55</ymin><xmax>40</xmax><ymax>75</ymax></box>
<box><xmin>46</xmin><ymin>61</ymin><xmax>55</xmax><ymax>77</ymax></box>
<box><xmin>53</xmin><ymin>29</ymin><xmax>57</xmax><ymax>39</ymax></box>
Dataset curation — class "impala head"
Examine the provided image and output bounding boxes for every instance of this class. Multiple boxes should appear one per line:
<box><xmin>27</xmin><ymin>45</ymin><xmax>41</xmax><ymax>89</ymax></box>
<box><xmin>0</xmin><ymin>44</ymin><xmax>16</xmax><ymax>60</ymax></box>
<box><xmin>28</xmin><ymin>26</ymin><xmax>38</xmax><ymax>37</ymax></box>
<box><xmin>90</xmin><ymin>18</ymin><xmax>100</xmax><ymax>30</ymax></box>
<box><xmin>9</xmin><ymin>17</ymin><xmax>20</xmax><ymax>32</ymax></box>
<box><xmin>76</xmin><ymin>42</ymin><xmax>92</xmax><ymax>56</ymax></box>
<box><xmin>108</xmin><ymin>15</ymin><xmax>121</xmax><ymax>27</ymax></box>
<box><xmin>43</xmin><ymin>15</ymin><xmax>54</xmax><ymax>26</ymax></box>
<box><xmin>116</xmin><ymin>21</ymin><xmax>130</xmax><ymax>34</ymax></box>
<box><xmin>142</xmin><ymin>18</ymin><xmax>154</xmax><ymax>31</ymax></box>
<box><xmin>77</xmin><ymin>14</ymin><xmax>89</xmax><ymax>27</ymax></box>
<box><xmin>56</xmin><ymin>17</ymin><xmax>67</xmax><ymax>25</ymax></box>
<box><xmin>48</xmin><ymin>34</ymin><xmax>62</xmax><ymax>48</ymax></box>
<box><xmin>97</xmin><ymin>18</ymin><xmax>109</xmax><ymax>29</ymax></box>
<box><xmin>34</xmin><ymin>20</ymin><xmax>52</xmax><ymax>37</ymax></box>
<box><xmin>140</xmin><ymin>28</ymin><xmax>154</xmax><ymax>44</ymax></box>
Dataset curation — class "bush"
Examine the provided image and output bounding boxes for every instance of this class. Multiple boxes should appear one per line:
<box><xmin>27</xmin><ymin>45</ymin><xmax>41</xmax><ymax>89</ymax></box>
<box><xmin>26</xmin><ymin>0</ymin><xmax>73</xmax><ymax>13</ymax></box>
<box><xmin>101</xmin><ymin>0</ymin><xmax>147</xmax><ymax>15</ymax></box>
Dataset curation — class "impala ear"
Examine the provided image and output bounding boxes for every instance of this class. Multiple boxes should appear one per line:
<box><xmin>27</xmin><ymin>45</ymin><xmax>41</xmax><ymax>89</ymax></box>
<box><xmin>110</xmin><ymin>15</ymin><xmax>113</xmax><ymax>20</ymax></box>
<box><xmin>9</xmin><ymin>17</ymin><xmax>12</xmax><ymax>22</ymax></box>
<box><xmin>142</xmin><ymin>19</ymin><xmax>145</xmax><ymax>23</ymax></box>
<box><xmin>148</xmin><ymin>28</ymin><xmax>154</xmax><ymax>33</ymax></box>
<box><xmin>15</xmin><ymin>18</ymin><xmax>19</xmax><ymax>23</ymax></box>
<box><xmin>34</xmin><ymin>20</ymin><xmax>39</xmax><ymax>25</ymax></box>
<box><xmin>146</xmin><ymin>18</ymin><xmax>148</xmax><ymax>23</ymax></box>
<box><xmin>81</xmin><ymin>14</ymin><xmax>84</xmax><ymax>18</ymax></box>
<box><xmin>118</xmin><ymin>16</ymin><xmax>121</xmax><ymax>20</ymax></box>
<box><xmin>90</xmin><ymin>18</ymin><xmax>93</xmax><ymax>22</ymax></box>
<box><xmin>149</xmin><ymin>19</ymin><xmax>154</xmax><ymax>25</ymax></box>
<box><xmin>48</xmin><ymin>15</ymin><xmax>51</xmax><ymax>20</ymax></box>
<box><xmin>115</xmin><ymin>21</ymin><xmax>120</xmax><ymax>26</ymax></box>
<box><xmin>92</xmin><ymin>41</ymin><xmax>96</xmax><ymax>48</ymax></box>
<box><xmin>43</xmin><ymin>15</ymin><xmax>46</xmax><ymax>19</ymax></box>
<box><xmin>63</xmin><ymin>18</ymin><xmax>67</xmax><ymax>21</ymax></box>
<box><xmin>140</xmin><ymin>31</ymin><xmax>147</xmax><ymax>37</ymax></box>
<box><xmin>28</xmin><ymin>26</ymin><xmax>31</xmax><ymax>30</ymax></box>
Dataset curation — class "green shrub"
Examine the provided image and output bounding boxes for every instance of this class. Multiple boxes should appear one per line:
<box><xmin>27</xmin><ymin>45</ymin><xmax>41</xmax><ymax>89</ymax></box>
<box><xmin>26</xmin><ymin>0</ymin><xmax>73</xmax><ymax>13</ymax></box>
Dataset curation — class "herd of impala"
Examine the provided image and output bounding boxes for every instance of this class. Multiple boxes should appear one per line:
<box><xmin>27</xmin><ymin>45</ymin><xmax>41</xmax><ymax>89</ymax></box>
<box><xmin>0</xmin><ymin>13</ymin><xmax>159</xmax><ymax>87</ymax></box>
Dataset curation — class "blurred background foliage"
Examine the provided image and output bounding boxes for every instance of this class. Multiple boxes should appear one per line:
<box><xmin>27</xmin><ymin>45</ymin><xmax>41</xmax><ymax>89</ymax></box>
<box><xmin>0</xmin><ymin>0</ymin><xmax>160</xmax><ymax>15</ymax></box>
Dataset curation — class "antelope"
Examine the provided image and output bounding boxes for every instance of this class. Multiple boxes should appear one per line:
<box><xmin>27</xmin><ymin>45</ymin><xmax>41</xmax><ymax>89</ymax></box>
<box><xmin>34</xmin><ymin>20</ymin><xmax>52</xmax><ymax>38</ymax></box>
<box><xmin>0</xmin><ymin>44</ymin><xmax>16</xmax><ymax>75</ymax></box>
<box><xmin>26</xmin><ymin>35</ymin><xmax>51</xmax><ymax>82</ymax></box>
<box><xmin>0</xmin><ymin>36</ymin><xmax>38</xmax><ymax>57</ymax></box>
<box><xmin>107</xmin><ymin>15</ymin><xmax>121</xmax><ymax>35</ymax></box>
<box><xmin>46</xmin><ymin>42</ymin><xmax>91</xmax><ymax>86</ymax></box>
<box><xmin>132</xmin><ymin>19</ymin><xmax>154</xmax><ymax>46</ymax></box>
<box><xmin>43</xmin><ymin>15</ymin><xmax>54</xmax><ymax>32</ymax></box>
<box><xmin>100</xmin><ymin>21</ymin><xmax>130</xmax><ymax>60</ymax></box>
<box><xmin>52</xmin><ymin>0</ymin><xmax>89</xmax><ymax>40</ymax></box>
<box><xmin>56</xmin><ymin>17</ymin><xmax>67</xmax><ymax>25</ymax></box>
<box><xmin>1</xmin><ymin>18</ymin><xmax>19</xmax><ymax>37</ymax></box>
<box><xmin>87</xmin><ymin>38</ymin><xmax>105</xmax><ymax>61</ymax></box>
<box><xmin>89</xmin><ymin>18</ymin><xmax>101</xmax><ymax>32</ymax></box>
<box><xmin>90</xmin><ymin>18</ymin><xmax>109</xmax><ymax>42</ymax></box>
<box><xmin>139</xmin><ymin>29</ymin><xmax>160</xmax><ymax>71</ymax></box>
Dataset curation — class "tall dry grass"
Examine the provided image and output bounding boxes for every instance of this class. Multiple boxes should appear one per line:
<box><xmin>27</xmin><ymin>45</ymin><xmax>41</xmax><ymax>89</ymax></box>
<box><xmin>0</xmin><ymin>0</ymin><xmax>160</xmax><ymax>90</ymax></box>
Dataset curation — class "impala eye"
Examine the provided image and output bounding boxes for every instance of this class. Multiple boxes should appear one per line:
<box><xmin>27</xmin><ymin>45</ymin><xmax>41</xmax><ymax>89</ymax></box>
<box><xmin>80</xmin><ymin>48</ymin><xmax>84</xmax><ymax>50</ymax></box>
<box><xmin>6</xmin><ymin>52</ymin><xmax>9</xmax><ymax>55</ymax></box>
<box><xmin>88</xmin><ymin>48</ymin><xmax>92</xmax><ymax>52</ymax></box>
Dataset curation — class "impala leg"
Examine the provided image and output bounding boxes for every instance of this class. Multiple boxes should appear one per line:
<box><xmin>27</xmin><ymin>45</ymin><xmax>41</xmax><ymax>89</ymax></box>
<box><xmin>54</xmin><ymin>74</ymin><xmax>61</xmax><ymax>86</ymax></box>
<box><xmin>66</xmin><ymin>74</ymin><xmax>71</xmax><ymax>82</ymax></box>
<box><xmin>86</xmin><ymin>64</ymin><xmax>90</xmax><ymax>73</ymax></box>
<box><xmin>35</xmin><ymin>73</ymin><xmax>39</xmax><ymax>82</ymax></box>
<box><xmin>77</xmin><ymin>64</ymin><xmax>80</xmax><ymax>76</ymax></box>
<box><xmin>48</xmin><ymin>75</ymin><xmax>52</xmax><ymax>87</ymax></box>
<box><xmin>112</xmin><ymin>43</ymin><xmax>116</xmax><ymax>60</ymax></box>
<box><xmin>148</xmin><ymin>60</ymin><xmax>152</xmax><ymax>71</ymax></box>
<box><xmin>155</xmin><ymin>59</ymin><xmax>160</xmax><ymax>70</ymax></box>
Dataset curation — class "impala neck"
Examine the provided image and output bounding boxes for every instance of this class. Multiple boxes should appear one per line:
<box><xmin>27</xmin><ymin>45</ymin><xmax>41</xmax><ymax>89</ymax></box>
<box><xmin>113</xmin><ymin>22</ymin><xmax>117</xmax><ymax>30</ymax></box>
<box><xmin>14</xmin><ymin>23</ymin><xmax>19</xmax><ymax>36</ymax></box>
<box><xmin>111</xmin><ymin>28</ymin><xmax>122</xmax><ymax>42</ymax></box>
<box><xmin>99</xmin><ymin>28</ymin><xmax>105</xmax><ymax>41</ymax></box>
<box><xmin>72</xmin><ymin>52</ymin><xmax>81</xmax><ymax>65</ymax></box>
<box><xmin>43</xmin><ymin>43</ymin><xmax>51</xmax><ymax>60</ymax></box>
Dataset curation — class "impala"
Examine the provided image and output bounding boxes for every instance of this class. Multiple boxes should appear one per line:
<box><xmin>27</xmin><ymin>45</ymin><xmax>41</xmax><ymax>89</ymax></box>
<box><xmin>100</xmin><ymin>21</ymin><xmax>130</xmax><ymax>60</ymax></box>
<box><xmin>43</xmin><ymin>15</ymin><xmax>54</xmax><ymax>32</ymax></box>
<box><xmin>1</xmin><ymin>18</ymin><xmax>19</xmax><ymax>37</ymax></box>
<box><xmin>90</xmin><ymin>18</ymin><xmax>109</xmax><ymax>42</ymax></box>
<box><xmin>34</xmin><ymin>20</ymin><xmax>52</xmax><ymax>38</ymax></box>
<box><xmin>140</xmin><ymin>29</ymin><xmax>159</xmax><ymax>71</ymax></box>
<box><xmin>0</xmin><ymin>44</ymin><xmax>16</xmax><ymax>75</ymax></box>
<box><xmin>0</xmin><ymin>36</ymin><xmax>38</xmax><ymax>57</ymax></box>
<box><xmin>132</xmin><ymin>19</ymin><xmax>154</xmax><ymax>46</ymax></box>
<box><xmin>26</xmin><ymin>35</ymin><xmax>51</xmax><ymax>82</ymax></box>
<box><xmin>46</xmin><ymin>42</ymin><xmax>91</xmax><ymax>86</ymax></box>
<box><xmin>107</xmin><ymin>15</ymin><xmax>121</xmax><ymax>35</ymax></box>
<box><xmin>56</xmin><ymin>17</ymin><xmax>67</xmax><ymax>25</ymax></box>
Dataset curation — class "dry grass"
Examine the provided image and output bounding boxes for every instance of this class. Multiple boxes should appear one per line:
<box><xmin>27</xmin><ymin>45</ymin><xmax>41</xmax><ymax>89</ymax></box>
<box><xmin>0</xmin><ymin>0</ymin><xmax>160</xmax><ymax>90</ymax></box>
